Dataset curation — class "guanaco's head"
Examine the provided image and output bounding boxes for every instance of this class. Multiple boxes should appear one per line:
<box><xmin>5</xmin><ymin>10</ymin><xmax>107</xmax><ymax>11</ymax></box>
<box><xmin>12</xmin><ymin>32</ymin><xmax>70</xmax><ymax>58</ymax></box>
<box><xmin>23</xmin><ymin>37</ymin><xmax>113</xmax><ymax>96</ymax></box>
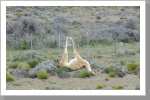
<box><xmin>56</xmin><ymin>64</ymin><xmax>61</xmax><ymax>68</ymax></box>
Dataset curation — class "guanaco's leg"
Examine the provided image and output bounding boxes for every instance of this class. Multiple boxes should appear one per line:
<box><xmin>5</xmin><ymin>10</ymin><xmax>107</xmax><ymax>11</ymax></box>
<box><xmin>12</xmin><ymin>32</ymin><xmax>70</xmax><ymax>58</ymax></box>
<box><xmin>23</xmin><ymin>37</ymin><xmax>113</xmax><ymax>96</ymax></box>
<box><xmin>59</xmin><ymin>36</ymin><xmax>68</xmax><ymax>66</ymax></box>
<box><xmin>69</xmin><ymin>37</ymin><xmax>82</xmax><ymax>61</ymax></box>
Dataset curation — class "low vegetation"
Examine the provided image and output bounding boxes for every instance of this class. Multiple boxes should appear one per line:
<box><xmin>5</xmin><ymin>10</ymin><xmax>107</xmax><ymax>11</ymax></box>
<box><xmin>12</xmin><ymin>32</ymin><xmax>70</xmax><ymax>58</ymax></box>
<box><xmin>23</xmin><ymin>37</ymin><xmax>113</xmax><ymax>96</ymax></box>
<box><xmin>126</xmin><ymin>62</ymin><xmax>140</xmax><ymax>71</ymax></box>
<box><xmin>138</xmin><ymin>73</ymin><xmax>140</xmax><ymax>78</ymax></box>
<box><xmin>56</xmin><ymin>66</ymin><xmax>73</xmax><ymax>74</ymax></box>
<box><xmin>109</xmin><ymin>72</ymin><xmax>117</xmax><ymax>77</ymax></box>
<box><xmin>103</xmin><ymin>66</ymin><xmax>120</xmax><ymax>74</ymax></box>
<box><xmin>28</xmin><ymin>60</ymin><xmax>39</xmax><ymax>68</ymax></box>
<box><xmin>112</xmin><ymin>85</ymin><xmax>124</xmax><ymax>89</ymax></box>
<box><xmin>6</xmin><ymin>72</ymin><xmax>14</xmax><ymax>82</ymax></box>
<box><xmin>79</xmin><ymin>71</ymin><xmax>90</xmax><ymax>78</ymax></box>
<box><xmin>17</xmin><ymin>62</ymin><xmax>31</xmax><ymax>71</ymax></box>
<box><xmin>96</xmin><ymin>83</ymin><xmax>104</xmax><ymax>89</ymax></box>
<box><xmin>105</xmin><ymin>77</ymin><xmax>109</xmax><ymax>81</ymax></box>
<box><xmin>9</xmin><ymin>62</ymin><xmax>19</xmax><ymax>68</ymax></box>
<box><xmin>37</xmin><ymin>71</ymin><xmax>49</xmax><ymax>79</ymax></box>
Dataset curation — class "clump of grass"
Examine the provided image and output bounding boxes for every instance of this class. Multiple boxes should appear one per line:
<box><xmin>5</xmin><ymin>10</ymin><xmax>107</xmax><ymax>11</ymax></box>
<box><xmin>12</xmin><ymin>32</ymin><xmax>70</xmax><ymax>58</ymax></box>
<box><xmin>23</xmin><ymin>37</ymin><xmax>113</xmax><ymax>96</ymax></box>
<box><xmin>97</xmin><ymin>56</ymin><xmax>103</xmax><ymax>58</ymax></box>
<box><xmin>28</xmin><ymin>60</ymin><xmax>39</xmax><ymax>68</ymax></box>
<box><xmin>126</xmin><ymin>63</ymin><xmax>140</xmax><ymax>71</ymax></box>
<box><xmin>6</xmin><ymin>72</ymin><xmax>14</xmax><ymax>82</ymax></box>
<box><xmin>103</xmin><ymin>66</ymin><xmax>120</xmax><ymax>73</ymax></box>
<box><xmin>109</xmin><ymin>72</ymin><xmax>116</xmax><ymax>77</ymax></box>
<box><xmin>96</xmin><ymin>83</ymin><xmax>104</xmax><ymax>89</ymax></box>
<box><xmin>120</xmin><ymin>60</ymin><xmax>126</xmax><ymax>65</ymax></box>
<box><xmin>37</xmin><ymin>71</ymin><xmax>49</xmax><ymax>79</ymax></box>
<box><xmin>45</xmin><ymin>86</ymin><xmax>50</xmax><ymax>90</ymax></box>
<box><xmin>138</xmin><ymin>73</ymin><xmax>140</xmax><ymax>78</ymax></box>
<box><xmin>9</xmin><ymin>62</ymin><xmax>19</xmax><ymax>68</ymax></box>
<box><xmin>79</xmin><ymin>71</ymin><xmax>90</xmax><ymax>78</ymax></box>
<box><xmin>17</xmin><ymin>62</ymin><xmax>31</xmax><ymax>71</ymax></box>
<box><xmin>112</xmin><ymin>85</ymin><xmax>124</xmax><ymax>89</ymax></box>
<box><xmin>105</xmin><ymin>77</ymin><xmax>109</xmax><ymax>81</ymax></box>
<box><xmin>13</xmin><ymin>83</ymin><xmax>21</xmax><ymax>86</ymax></box>
<box><xmin>56</xmin><ymin>66</ymin><xmax>73</xmax><ymax>74</ymax></box>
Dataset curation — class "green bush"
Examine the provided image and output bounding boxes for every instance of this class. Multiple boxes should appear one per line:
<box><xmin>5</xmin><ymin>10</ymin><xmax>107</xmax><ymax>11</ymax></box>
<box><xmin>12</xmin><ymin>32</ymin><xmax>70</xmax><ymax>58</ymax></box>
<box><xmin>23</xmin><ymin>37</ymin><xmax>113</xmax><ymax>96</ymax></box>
<box><xmin>109</xmin><ymin>72</ymin><xmax>116</xmax><ymax>77</ymax></box>
<box><xmin>79</xmin><ymin>71</ymin><xmax>90</xmax><ymax>78</ymax></box>
<box><xmin>9</xmin><ymin>62</ymin><xmax>19</xmax><ymax>68</ymax></box>
<box><xmin>126</xmin><ymin>63</ymin><xmax>140</xmax><ymax>71</ymax></box>
<box><xmin>37</xmin><ymin>71</ymin><xmax>49</xmax><ymax>79</ymax></box>
<box><xmin>105</xmin><ymin>77</ymin><xmax>109</xmax><ymax>81</ymax></box>
<box><xmin>56</xmin><ymin>66</ymin><xmax>73</xmax><ymax>74</ymax></box>
<box><xmin>112</xmin><ymin>85</ymin><xmax>124</xmax><ymax>89</ymax></box>
<box><xmin>96</xmin><ymin>83</ymin><xmax>104</xmax><ymax>89</ymax></box>
<box><xmin>6</xmin><ymin>72</ymin><xmax>14</xmax><ymax>82</ymax></box>
<box><xmin>28</xmin><ymin>60</ymin><xmax>39</xmax><ymax>68</ymax></box>
<box><xmin>17</xmin><ymin>62</ymin><xmax>31</xmax><ymax>71</ymax></box>
<box><xmin>103</xmin><ymin>66</ymin><xmax>120</xmax><ymax>73</ymax></box>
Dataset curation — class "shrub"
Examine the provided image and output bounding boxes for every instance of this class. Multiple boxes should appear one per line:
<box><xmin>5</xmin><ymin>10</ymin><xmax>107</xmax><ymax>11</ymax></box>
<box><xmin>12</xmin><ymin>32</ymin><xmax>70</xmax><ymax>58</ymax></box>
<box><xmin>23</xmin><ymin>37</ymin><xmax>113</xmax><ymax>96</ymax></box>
<box><xmin>124</xmin><ymin>17</ymin><xmax>138</xmax><ymax>30</ymax></box>
<box><xmin>103</xmin><ymin>66</ymin><xmax>120</xmax><ymax>73</ymax></box>
<box><xmin>120</xmin><ymin>60</ymin><xmax>126</xmax><ymax>65</ymax></box>
<box><xmin>109</xmin><ymin>72</ymin><xmax>116</xmax><ymax>77</ymax></box>
<box><xmin>6</xmin><ymin>72</ymin><xmax>14</xmax><ymax>82</ymax></box>
<box><xmin>9</xmin><ymin>62</ymin><xmax>19</xmax><ymax>68</ymax></box>
<box><xmin>28</xmin><ymin>60</ymin><xmax>39</xmax><ymax>68</ymax></box>
<box><xmin>17</xmin><ymin>62</ymin><xmax>31</xmax><ymax>71</ymax></box>
<box><xmin>79</xmin><ymin>71</ymin><xmax>90</xmax><ymax>78</ymax></box>
<box><xmin>105</xmin><ymin>77</ymin><xmax>109</xmax><ymax>81</ymax></box>
<box><xmin>96</xmin><ymin>83</ymin><xmax>104</xmax><ymax>89</ymax></box>
<box><xmin>37</xmin><ymin>71</ymin><xmax>49</xmax><ymax>79</ymax></box>
<box><xmin>56</xmin><ymin>66</ymin><xmax>73</xmax><ymax>74</ymax></box>
<box><xmin>126</xmin><ymin>63</ymin><xmax>140</xmax><ymax>71</ymax></box>
<box><xmin>34</xmin><ymin>60</ymin><xmax>56</xmax><ymax>75</ymax></box>
<box><xmin>54</xmin><ymin>16</ymin><xmax>68</xmax><ymax>24</ymax></box>
<box><xmin>58</xmin><ymin>72</ymin><xmax>70</xmax><ymax>78</ymax></box>
<box><xmin>112</xmin><ymin>85</ymin><xmax>124</xmax><ymax>89</ymax></box>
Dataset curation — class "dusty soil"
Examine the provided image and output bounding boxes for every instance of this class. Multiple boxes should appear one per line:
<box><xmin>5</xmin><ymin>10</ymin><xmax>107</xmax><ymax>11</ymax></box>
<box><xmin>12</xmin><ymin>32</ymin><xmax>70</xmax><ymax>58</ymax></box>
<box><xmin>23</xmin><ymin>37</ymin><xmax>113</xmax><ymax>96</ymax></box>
<box><xmin>6</xmin><ymin>70</ymin><xmax>140</xmax><ymax>90</ymax></box>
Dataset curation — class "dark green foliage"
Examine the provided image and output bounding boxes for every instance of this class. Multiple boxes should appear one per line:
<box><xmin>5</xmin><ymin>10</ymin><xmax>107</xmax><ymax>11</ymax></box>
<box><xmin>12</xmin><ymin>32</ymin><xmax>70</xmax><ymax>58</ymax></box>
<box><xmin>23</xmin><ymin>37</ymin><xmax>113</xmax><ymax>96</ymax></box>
<box><xmin>28</xmin><ymin>60</ymin><xmax>39</xmax><ymax>68</ymax></box>
<box><xmin>79</xmin><ymin>71</ymin><xmax>90</xmax><ymax>78</ymax></box>
<box><xmin>37</xmin><ymin>71</ymin><xmax>49</xmax><ymax>79</ymax></box>
<box><xmin>103</xmin><ymin>66</ymin><xmax>120</xmax><ymax>74</ymax></box>
<box><xmin>18</xmin><ymin>40</ymin><xmax>30</xmax><ymax>50</ymax></box>
<box><xmin>56</xmin><ymin>66</ymin><xmax>73</xmax><ymax>74</ymax></box>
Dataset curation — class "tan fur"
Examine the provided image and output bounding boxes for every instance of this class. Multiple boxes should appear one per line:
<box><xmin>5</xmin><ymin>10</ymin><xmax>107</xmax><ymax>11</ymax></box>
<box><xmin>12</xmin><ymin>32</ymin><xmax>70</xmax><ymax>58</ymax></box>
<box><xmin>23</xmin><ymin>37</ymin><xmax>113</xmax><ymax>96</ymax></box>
<box><xmin>57</xmin><ymin>36</ymin><xmax>95</xmax><ymax>75</ymax></box>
